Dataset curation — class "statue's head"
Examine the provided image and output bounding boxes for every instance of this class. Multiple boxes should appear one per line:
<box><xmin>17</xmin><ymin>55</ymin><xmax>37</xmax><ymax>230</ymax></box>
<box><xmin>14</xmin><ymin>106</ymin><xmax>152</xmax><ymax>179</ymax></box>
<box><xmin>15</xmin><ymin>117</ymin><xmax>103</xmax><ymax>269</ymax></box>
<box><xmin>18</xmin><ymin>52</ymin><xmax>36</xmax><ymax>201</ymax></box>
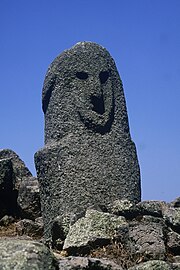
<box><xmin>42</xmin><ymin>42</ymin><xmax>129</xmax><ymax>143</ymax></box>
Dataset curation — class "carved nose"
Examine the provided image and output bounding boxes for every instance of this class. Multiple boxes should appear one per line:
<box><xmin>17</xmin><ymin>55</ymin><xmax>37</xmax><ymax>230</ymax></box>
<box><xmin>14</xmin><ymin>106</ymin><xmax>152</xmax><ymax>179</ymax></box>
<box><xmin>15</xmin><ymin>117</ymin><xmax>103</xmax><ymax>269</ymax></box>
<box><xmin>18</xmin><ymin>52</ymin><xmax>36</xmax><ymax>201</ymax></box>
<box><xmin>91</xmin><ymin>94</ymin><xmax>105</xmax><ymax>115</ymax></box>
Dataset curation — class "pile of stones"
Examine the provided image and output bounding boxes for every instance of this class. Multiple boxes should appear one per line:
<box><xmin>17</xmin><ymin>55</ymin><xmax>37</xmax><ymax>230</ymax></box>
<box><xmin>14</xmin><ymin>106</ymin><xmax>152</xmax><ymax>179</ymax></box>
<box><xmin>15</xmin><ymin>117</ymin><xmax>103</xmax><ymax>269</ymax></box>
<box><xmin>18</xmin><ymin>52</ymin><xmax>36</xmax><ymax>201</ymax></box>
<box><xmin>0</xmin><ymin>157</ymin><xmax>180</xmax><ymax>270</ymax></box>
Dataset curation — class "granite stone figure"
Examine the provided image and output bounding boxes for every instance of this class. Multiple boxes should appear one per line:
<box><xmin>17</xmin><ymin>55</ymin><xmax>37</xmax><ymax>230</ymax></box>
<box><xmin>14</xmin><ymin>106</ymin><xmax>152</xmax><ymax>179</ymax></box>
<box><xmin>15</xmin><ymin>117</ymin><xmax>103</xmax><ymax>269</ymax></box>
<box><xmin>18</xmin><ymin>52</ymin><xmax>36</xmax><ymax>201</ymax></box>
<box><xmin>35</xmin><ymin>42</ymin><xmax>141</xmax><ymax>241</ymax></box>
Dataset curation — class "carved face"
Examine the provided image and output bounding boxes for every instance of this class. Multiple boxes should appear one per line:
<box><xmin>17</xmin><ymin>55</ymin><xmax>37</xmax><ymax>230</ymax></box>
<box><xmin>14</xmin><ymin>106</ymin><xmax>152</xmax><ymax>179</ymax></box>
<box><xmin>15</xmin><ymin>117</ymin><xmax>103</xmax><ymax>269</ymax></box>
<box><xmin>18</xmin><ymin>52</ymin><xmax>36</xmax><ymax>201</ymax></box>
<box><xmin>74</xmin><ymin>55</ymin><xmax>114</xmax><ymax>134</ymax></box>
<box><xmin>42</xmin><ymin>43</ymin><xmax>116</xmax><ymax>139</ymax></box>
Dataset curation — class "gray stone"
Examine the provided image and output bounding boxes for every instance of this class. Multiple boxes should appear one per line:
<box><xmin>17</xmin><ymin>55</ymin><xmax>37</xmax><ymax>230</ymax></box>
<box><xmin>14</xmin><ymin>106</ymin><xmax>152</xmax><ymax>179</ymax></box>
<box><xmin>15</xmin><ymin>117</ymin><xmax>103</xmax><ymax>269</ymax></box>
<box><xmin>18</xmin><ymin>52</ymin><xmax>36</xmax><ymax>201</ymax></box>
<box><xmin>0</xmin><ymin>215</ymin><xmax>14</xmax><ymax>226</ymax></box>
<box><xmin>172</xmin><ymin>256</ymin><xmax>180</xmax><ymax>263</ymax></box>
<box><xmin>0</xmin><ymin>239</ymin><xmax>58</xmax><ymax>269</ymax></box>
<box><xmin>63</xmin><ymin>209</ymin><xmax>127</xmax><ymax>252</ymax></box>
<box><xmin>109</xmin><ymin>199</ymin><xmax>135</xmax><ymax>217</ymax></box>
<box><xmin>0</xmin><ymin>149</ymin><xmax>32</xmax><ymax>189</ymax></box>
<box><xmin>0</xmin><ymin>158</ymin><xmax>13</xmax><ymax>187</ymax></box>
<box><xmin>129</xmin><ymin>219</ymin><xmax>166</xmax><ymax>260</ymax></box>
<box><xmin>0</xmin><ymin>149</ymin><xmax>42</xmax><ymax>221</ymax></box>
<box><xmin>128</xmin><ymin>260</ymin><xmax>171</xmax><ymax>270</ymax></box>
<box><xmin>0</xmin><ymin>156</ymin><xmax>17</xmax><ymax>217</ymax></box>
<box><xmin>17</xmin><ymin>177</ymin><xmax>41</xmax><ymax>220</ymax></box>
<box><xmin>16</xmin><ymin>218</ymin><xmax>43</xmax><ymax>238</ymax></box>
<box><xmin>167</xmin><ymin>230</ymin><xmax>180</xmax><ymax>255</ymax></box>
<box><xmin>110</xmin><ymin>200</ymin><xmax>167</xmax><ymax>219</ymax></box>
<box><xmin>35</xmin><ymin>42</ymin><xmax>141</xmax><ymax>241</ymax></box>
<box><xmin>172</xmin><ymin>264</ymin><xmax>180</xmax><ymax>270</ymax></box>
<box><xmin>58</xmin><ymin>256</ymin><xmax>123</xmax><ymax>270</ymax></box>
<box><xmin>0</xmin><ymin>149</ymin><xmax>33</xmax><ymax>218</ymax></box>
<box><xmin>163</xmin><ymin>207</ymin><xmax>180</xmax><ymax>233</ymax></box>
<box><xmin>170</xmin><ymin>198</ymin><xmax>180</xmax><ymax>208</ymax></box>
<box><xmin>135</xmin><ymin>200</ymin><xmax>166</xmax><ymax>217</ymax></box>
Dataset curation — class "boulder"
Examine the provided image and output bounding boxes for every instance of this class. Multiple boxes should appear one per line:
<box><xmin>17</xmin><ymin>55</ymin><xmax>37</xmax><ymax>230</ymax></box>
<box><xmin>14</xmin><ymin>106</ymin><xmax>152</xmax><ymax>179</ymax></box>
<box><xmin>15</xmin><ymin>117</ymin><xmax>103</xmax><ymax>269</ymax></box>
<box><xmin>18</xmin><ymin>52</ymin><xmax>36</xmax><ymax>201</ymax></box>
<box><xmin>0</xmin><ymin>149</ymin><xmax>32</xmax><ymax>190</ymax></box>
<box><xmin>0</xmin><ymin>155</ymin><xmax>18</xmax><ymax>217</ymax></box>
<box><xmin>0</xmin><ymin>149</ymin><xmax>41</xmax><ymax>220</ymax></box>
<box><xmin>170</xmin><ymin>197</ymin><xmax>180</xmax><ymax>208</ymax></box>
<box><xmin>135</xmin><ymin>200</ymin><xmax>166</xmax><ymax>217</ymax></box>
<box><xmin>0</xmin><ymin>239</ymin><xmax>58</xmax><ymax>269</ymax></box>
<box><xmin>16</xmin><ymin>218</ymin><xmax>43</xmax><ymax>238</ymax></box>
<box><xmin>129</xmin><ymin>217</ymin><xmax>166</xmax><ymax>260</ymax></box>
<box><xmin>0</xmin><ymin>215</ymin><xmax>14</xmax><ymax>226</ymax></box>
<box><xmin>167</xmin><ymin>230</ymin><xmax>180</xmax><ymax>255</ymax></box>
<box><xmin>63</xmin><ymin>209</ymin><xmax>127</xmax><ymax>253</ymax></box>
<box><xmin>163</xmin><ymin>207</ymin><xmax>180</xmax><ymax>233</ymax></box>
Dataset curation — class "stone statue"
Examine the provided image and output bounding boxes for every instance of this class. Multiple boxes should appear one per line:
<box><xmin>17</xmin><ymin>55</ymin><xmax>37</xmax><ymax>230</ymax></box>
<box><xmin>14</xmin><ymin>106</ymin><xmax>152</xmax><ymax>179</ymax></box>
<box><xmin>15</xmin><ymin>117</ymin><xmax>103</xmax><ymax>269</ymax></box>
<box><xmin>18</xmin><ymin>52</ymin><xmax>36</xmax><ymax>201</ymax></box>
<box><xmin>35</xmin><ymin>42</ymin><xmax>141</xmax><ymax>241</ymax></box>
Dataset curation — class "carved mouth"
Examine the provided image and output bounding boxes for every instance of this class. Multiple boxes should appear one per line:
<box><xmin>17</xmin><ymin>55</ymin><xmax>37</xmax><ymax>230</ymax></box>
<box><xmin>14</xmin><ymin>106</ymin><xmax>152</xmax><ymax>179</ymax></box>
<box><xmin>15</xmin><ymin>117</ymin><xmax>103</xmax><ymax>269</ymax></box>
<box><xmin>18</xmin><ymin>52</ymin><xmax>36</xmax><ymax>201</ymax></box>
<box><xmin>90</xmin><ymin>94</ymin><xmax>105</xmax><ymax>115</ymax></box>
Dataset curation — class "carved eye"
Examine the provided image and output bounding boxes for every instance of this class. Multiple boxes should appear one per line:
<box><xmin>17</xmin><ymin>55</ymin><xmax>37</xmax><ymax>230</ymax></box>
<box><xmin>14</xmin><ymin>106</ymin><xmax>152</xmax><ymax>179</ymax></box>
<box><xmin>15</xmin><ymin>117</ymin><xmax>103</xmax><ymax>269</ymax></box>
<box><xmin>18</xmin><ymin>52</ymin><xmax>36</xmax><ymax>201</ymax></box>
<box><xmin>76</xmin><ymin>71</ymin><xmax>88</xmax><ymax>80</ymax></box>
<box><xmin>99</xmin><ymin>71</ymin><xmax>109</xmax><ymax>84</ymax></box>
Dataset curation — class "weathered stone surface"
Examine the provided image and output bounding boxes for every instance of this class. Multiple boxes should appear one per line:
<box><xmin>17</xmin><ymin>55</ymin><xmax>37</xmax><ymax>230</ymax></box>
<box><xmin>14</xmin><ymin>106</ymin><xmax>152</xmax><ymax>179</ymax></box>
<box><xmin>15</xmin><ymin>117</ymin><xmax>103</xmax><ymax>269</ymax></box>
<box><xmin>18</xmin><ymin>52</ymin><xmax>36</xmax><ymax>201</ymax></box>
<box><xmin>135</xmin><ymin>200</ymin><xmax>166</xmax><ymax>217</ymax></box>
<box><xmin>17</xmin><ymin>177</ymin><xmax>41</xmax><ymax>220</ymax></box>
<box><xmin>172</xmin><ymin>263</ymin><xmax>180</xmax><ymax>270</ymax></box>
<box><xmin>167</xmin><ymin>230</ymin><xmax>180</xmax><ymax>255</ymax></box>
<box><xmin>0</xmin><ymin>149</ymin><xmax>42</xmax><ymax>221</ymax></box>
<box><xmin>163</xmin><ymin>207</ymin><xmax>180</xmax><ymax>233</ymax></box>
<box><xmin>0</xmin><ymin>149</ymin><xmax>32</xmax><ymax>189</ymax></box>
<box><xmin>0</xmin><ymin>156</ymin><xmax>18</xmax><ymax>217</ymax></box>
<box><xmin>0</xmin><ymin>149</ymin><xmax>34</xmax><ymax>218</ymax></box>
<box><xmin>63</xmin><ymin>209</ymin><xmax>127</xmax><ymax>252</ymax></box>
<box><xmin>172</xmin><ymin>256</ymin><xmax>180</xmax><ymax>263</ymax></box>
<box><xmin>58</xmin><ymin>256</ymin><xmax>123</xmax><ymax>270</ymax></box>
<box><xmin>109</xmin><ymin>199</ymin><xmax>135</xmax><ymax>217</ymax></box>
<box><xmin>0</xmin><ymin>215</ymin><xmax>14</xmax><ymax>226</ymax></box>
<box><xmin>0</xmin><ymin>239</ymin><xmax>58</xmax><ymax>269</ymax></box>
<box><xmin>129</xmin><ymin>219</ymin><xmax>166</xmax><ymax>260</ymax></box>
<box><xmin>128</xmin><ymin>260</ymin><xmax>171</xmax><ymax>270</ymax></box>
<box><xmin>170</xmin><ymin>197</ymin><xmax>180</xmax><ymax>208</ymax></box>
<box><xmin>16</xmin><ymin>218</ymin><xmax>43</xmax><ymax>238</ymax></box>
<box><xmin>0</xmin><ymin>158</ymin><xmax>13</xmax><ymax>187</ymax></box>
<box><xmin>35</xmin><ymin>41</ymin><xmax>141</xmax><ymax>241</ymax></box>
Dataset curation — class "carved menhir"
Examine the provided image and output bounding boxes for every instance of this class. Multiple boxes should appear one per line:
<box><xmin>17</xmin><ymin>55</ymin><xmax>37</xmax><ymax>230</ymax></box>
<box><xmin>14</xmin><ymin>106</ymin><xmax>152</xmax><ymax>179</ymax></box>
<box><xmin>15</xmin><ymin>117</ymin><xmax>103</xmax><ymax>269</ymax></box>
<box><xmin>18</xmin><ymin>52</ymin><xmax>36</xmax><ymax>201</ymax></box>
<box><xmin>35</xmin><ymin>42</ymin><xmax>141</xmax><ymax>241</ymax></box>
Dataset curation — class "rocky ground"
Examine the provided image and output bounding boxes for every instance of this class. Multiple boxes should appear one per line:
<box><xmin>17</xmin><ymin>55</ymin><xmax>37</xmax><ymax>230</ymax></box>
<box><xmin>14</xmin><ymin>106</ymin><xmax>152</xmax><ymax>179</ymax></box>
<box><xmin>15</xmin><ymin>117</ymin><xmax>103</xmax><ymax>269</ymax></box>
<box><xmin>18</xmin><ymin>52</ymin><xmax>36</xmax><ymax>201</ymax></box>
<box><xmin>0</xmin><ymin>149</ymin><xmax>180</xmax><ymax>269</ymax></box>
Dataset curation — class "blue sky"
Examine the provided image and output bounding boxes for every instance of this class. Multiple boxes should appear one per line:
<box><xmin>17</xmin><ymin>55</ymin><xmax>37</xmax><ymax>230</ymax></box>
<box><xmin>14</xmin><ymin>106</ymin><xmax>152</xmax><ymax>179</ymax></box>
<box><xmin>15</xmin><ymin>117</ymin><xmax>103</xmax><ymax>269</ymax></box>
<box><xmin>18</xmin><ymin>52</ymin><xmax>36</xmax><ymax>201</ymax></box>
<box><xmin>0</xmin><ymin>1</ymin><xmax>179</xmax><ymax>202</ymax></box>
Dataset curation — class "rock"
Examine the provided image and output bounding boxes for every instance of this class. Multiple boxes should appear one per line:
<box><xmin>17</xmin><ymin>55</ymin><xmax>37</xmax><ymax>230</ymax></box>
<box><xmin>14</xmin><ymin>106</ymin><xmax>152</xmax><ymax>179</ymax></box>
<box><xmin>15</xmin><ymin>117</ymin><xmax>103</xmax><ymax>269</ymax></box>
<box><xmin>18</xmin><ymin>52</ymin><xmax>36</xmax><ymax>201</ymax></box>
<box><xmin>172</xmin><ymin>264</ymin><xmax>180</xmax><ymax>270</ymax></box>
<box><xmin>0</xmin><ymin>149</ymin><xmax>32</xmax><ymax>189</ymax></box>
<box><xmin>167</xmin><ymin>230</ymin><xmax>180</xmax><ymax>255</ymax></box>
<box><xmin>58</xmin><ymin>256</ymin><xmax>123</xmax><ymax>270</ymax></box>
<box><xmin>170</xmin><ymin>198</ymin><xmax>180</xmax><ymax>208</ymax></box>
<box><xmin>128</xmin><ymin>260</ymin><xmax>171</xmax><ymax>270</ymax></box>
<box><xmin>35</xmin><ymin>41</ymin><xmax>141</xmax><ymax>241</ymax></box>
<box><xmin>109</xmin><ymin>199</ymin><xmax>135</xmax><ymax>217</ymax></box>
<box><xmin>0</xmin><ymin>158</ymin><xmax>13</xmax><ymax>187</ymax></box>
<box><xmin>0</xmin><ymin>215</ymin><xmax>14</xmax><ymax>226</ymax></box>
<box><xmin>17</xmin><ymin>177</ymin><xmax>41</xmax><ymax>220</ymax></box>
<box><xmin>110</xmin><ymin>200</ymin><xmax>167</xmax><ymax>220</ymax></box>
<box><xmin>0</xmin><ymin>239</ymin><xmax>58</xmax><ymax>269</ymax></box>
<box><xmin>172</xmin><ymin>256</ymin><xmax>180</xmax><ymax>263</ymax></box>
<box><xmin>172</xmin><ymin>260</ymin><xmax>180</xmax><ymax>270</ymax></box>
<box><xmin>0</xmin><ymin>157</ymin><xmax>18</xmax><ymax>217</ymax></box>
<box><xmin>170</xmin><ymin>256</ymin><xmax>180</xmax><ymax>269</ymax></box>
<box><xmin>0</xmin><ymin>149</ymin><xmax>33</xmax><ymax>218</ymax></box>
<box><xmin>16</xmin><ymin>218</ymin><xmax>43</xmax><ymax>238</ymax></box>
<box><xmin>129</xmin><ymin>218</ymin><xmax>166</xmax><ymax>260</ymax></box>
<box><xmin>63</xmin><ymin>209</ymin><xmax>127</xmax><ymax>253</ymax></box>
<box><xmin>163</xmin><ymin>207</ymin><xmax>180</xmax><ymax>233</ymax></box>
<box><xmin>135</xmin><ymin>200</ymin><xmax>166</xmax><ymax>217</ymax></box>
